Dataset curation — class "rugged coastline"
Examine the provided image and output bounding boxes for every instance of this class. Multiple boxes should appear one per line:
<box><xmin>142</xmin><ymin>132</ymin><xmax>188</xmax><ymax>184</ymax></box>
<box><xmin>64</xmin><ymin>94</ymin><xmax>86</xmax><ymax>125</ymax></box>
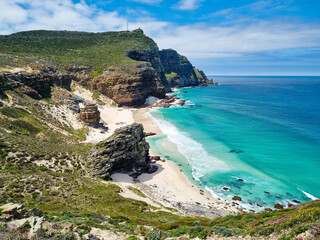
<box><xmin>1</xmin><ymin>29</ymin><xmax>320</xmax><ymax>240</ymax></box>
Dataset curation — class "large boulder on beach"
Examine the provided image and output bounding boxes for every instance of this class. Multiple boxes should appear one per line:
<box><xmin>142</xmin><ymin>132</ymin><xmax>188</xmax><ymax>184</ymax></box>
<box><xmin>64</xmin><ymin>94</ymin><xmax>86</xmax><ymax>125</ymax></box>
<box><xmin>79</xmin><ymin>104</ymin><xmax>101</xmax><ymax>124</ymax></box>
<box><xmin>88</xmin><ymin>123</ymin><xmax>150</xmax><ymax>179</ymax></box>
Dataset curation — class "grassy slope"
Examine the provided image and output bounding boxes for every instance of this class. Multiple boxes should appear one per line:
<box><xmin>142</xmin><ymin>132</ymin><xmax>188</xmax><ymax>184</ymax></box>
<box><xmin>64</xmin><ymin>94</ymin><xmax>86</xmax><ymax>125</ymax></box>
<box><xmin>0</xmin><ymin>30</ymin><xmax>156</xmax><ymax>73</ymax></box>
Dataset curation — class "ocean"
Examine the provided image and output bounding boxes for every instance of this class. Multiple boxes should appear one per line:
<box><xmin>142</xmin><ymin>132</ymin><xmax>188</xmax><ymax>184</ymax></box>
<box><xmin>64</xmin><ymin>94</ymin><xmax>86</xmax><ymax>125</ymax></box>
<box><xmin>147</xmin><ymin>76</ymin><xmax>320</xmax><ymax>211</ymax></box>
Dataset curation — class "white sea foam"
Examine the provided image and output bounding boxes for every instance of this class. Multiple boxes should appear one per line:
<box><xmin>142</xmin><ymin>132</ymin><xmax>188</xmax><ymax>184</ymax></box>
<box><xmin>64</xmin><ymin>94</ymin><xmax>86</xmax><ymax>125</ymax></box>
<box><xmin>299</xmin><ymin>189</ymin><xmax>319</xmax><ymax>200</ymax></box>
<box><xmin>147</xmin><ymin>110</ymin><xmax>229</xmax><ymax>180</ymax></box>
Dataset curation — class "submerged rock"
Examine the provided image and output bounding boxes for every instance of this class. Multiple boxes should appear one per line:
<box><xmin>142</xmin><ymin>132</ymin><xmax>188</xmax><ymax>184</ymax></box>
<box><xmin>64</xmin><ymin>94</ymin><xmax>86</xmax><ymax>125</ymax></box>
<box><xmin>232</xmin><ymin>196</ymin><xmax>242</xmax><ymax>201</ymax></box>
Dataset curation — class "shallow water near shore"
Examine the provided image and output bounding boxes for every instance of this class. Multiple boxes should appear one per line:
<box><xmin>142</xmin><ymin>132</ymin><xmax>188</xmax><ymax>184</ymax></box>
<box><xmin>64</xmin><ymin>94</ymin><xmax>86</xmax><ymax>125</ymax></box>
<box><xmin>148</xmin><ymin>76</ymin><xmax>320</xmax><ymax>211</ymax></box>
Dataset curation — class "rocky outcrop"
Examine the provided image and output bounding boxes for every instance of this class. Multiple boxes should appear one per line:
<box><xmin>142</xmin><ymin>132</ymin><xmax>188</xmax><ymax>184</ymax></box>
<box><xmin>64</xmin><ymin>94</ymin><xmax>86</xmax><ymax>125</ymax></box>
<box><xmin>89</xmin><ymin>123</ymin><xmax>150</xmax><ymax>179</ymax></box>
<box><xmin>90</xmin><ymin>63</ymin><xmax>166</xmax><ymax>106</ymax></box>
<box><xmin>0</xmin><ymin>203</ymin><xmax>43</xmax><ymax>239</ymax></box>
<box><xmin>159</xmin><ymin>49</ymin><xmax>212</xmax><ymax>87</ymax></box>
<box><xmin>79</xmin><ymin>104</ymin><xmax>101</xmax><ymax>124</ymax></box>
<box><xmin>126</xmin><ymin>47</ymin><xmax>171</xmax><ymax>92</ymax></box>
<box><xmin>51</xmin><ymin>86</ymin><xmax>90</xmax><ymax>112</ymax></box>
<box><xmin>0</xmin><ymin>67</ymin><xmax>73</xmax><ymax>98</ymax></box>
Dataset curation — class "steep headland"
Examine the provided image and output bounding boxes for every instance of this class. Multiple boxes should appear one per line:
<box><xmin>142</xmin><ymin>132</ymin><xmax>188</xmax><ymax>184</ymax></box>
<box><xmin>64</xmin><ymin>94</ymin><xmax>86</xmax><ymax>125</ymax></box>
<box><xmin>0</xmin><ymin>29</ymin><xmax>211</xmax><ymax>106</ymax></box>
<box><xmin>0</xmin><ymin>30</ymin><xmax>319</xmax><ymax>240</ymax></box>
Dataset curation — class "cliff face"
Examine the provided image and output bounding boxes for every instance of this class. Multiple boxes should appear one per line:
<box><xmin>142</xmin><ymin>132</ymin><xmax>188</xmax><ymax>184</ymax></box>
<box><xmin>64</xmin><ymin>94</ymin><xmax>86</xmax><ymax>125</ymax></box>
<box><xmin>90</xmin><ymin>63</ymin><xmax>166</xmax><ymax>106</ymax></box>
<box><xmin>0</xmin><ymin>67</ymin><xmax>73</xmax><ymax>98</ymax></box>
<box><xmin>126</xmin><ymin>47</ymin><xmax>211</xmax><ymax>89</ymax></box>
<box><xmin>159</xmin><ymin>49</ymin><xmax>212</xmax><ymax>87</ymax></box>
<box><xmin>89</xmin><ymin>123</ymin><xmax>150</xmax><ymax>179</ymax></box>
<box><xmin>126</xmin><ymin>47</ymin><xmax>171</xmax><ymax>91</ymax></box>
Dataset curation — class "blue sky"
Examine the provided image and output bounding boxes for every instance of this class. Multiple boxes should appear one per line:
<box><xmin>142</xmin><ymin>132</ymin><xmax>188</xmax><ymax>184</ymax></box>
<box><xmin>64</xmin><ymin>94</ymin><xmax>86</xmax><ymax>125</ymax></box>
<box><xmin>0</xmin><ymin>0</ymin><xmax>320</xmax><ymax>75</ymax></box>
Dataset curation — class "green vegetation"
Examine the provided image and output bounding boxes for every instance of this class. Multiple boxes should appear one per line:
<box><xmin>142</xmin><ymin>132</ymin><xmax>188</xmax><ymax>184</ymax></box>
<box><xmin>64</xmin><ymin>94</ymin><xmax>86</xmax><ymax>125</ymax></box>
<box><xmin>165</xmin><ymin>72</ymin><xmax>178</xmax><ymax>80</ymax></box>
<box><xmin>0</xmin><ymin>29</ymin><xmax>156</xmax><ymax>73</ymax></box>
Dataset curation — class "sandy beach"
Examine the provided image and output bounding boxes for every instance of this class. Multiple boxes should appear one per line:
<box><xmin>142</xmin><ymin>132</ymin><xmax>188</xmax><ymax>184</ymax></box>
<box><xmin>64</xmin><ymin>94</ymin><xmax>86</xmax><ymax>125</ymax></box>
<box><xmin>112</xmin><ymin>107</ymin><xmax>240</xmax><ymax>218</ymax></box>
<box><xmin>71</xmin><ymin>84</ymin><xmax>239</xmax><ymax>217</ymax></box>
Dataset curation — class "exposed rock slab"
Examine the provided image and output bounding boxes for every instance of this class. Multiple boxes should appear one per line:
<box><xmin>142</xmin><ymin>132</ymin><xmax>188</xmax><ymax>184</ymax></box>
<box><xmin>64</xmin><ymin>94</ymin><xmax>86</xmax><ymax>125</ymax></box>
<box><xmin>89</xmin><ymin>123</ymin><xmax>150</xmax><ymax>179</ymax></box>
<box><xmin>90</xmin><ymin>63</ymin><xmax>166</xmax><ymax>106</ymax></box>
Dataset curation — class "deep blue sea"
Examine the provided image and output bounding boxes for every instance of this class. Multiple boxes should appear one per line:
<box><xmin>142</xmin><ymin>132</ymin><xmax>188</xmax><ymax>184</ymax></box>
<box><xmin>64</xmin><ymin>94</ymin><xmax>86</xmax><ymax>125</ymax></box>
<box><xmin>148</xmin><ymin>76</ymin><xmax>320</xmax><ymax>210</ymax></box>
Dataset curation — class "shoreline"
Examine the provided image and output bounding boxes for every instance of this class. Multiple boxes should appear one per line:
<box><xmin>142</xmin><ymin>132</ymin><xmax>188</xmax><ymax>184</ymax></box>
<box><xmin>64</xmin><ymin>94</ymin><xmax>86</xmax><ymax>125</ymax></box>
<box><xmin>112</xmin><ymin>107</ymin><xmax>240</xmax><ymax>218</ymax></box>
<box><xmin>73</xmin><ymin>83</ymin><xmax>239</xmax><ymax>217</ymax></box>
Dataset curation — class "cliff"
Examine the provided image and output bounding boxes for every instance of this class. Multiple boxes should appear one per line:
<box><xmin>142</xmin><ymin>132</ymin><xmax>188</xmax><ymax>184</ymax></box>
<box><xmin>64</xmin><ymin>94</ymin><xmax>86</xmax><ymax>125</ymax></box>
<box><xmin>159</xmin><ymin>49</ymin><xmax>212</xmax><ymax>87</ymax></box>
<box><xmin>90</xmin><ymin>63</ymin><xmax>166</xmax><ymax>106</ymax></box>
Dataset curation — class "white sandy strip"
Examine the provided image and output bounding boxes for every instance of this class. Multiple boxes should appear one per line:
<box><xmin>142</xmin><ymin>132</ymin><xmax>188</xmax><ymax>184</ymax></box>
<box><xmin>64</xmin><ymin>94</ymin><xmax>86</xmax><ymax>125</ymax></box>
<box><xmin>72</xmin><ymin>83</ymin><xmax>134</xmax><ymax>143</ymax></box>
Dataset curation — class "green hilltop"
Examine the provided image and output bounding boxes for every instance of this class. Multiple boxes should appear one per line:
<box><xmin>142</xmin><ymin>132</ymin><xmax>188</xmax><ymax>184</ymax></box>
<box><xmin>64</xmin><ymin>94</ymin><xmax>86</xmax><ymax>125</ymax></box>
<box><xmin>0</xmin><ymin>29</ymin><xmax>155</xmax><ymax>73</ymax></box>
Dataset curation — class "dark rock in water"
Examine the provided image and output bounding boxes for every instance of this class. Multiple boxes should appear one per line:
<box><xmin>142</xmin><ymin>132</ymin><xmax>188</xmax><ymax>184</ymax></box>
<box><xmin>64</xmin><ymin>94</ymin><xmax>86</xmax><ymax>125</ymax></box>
<box><xmin>232</xmin><ymin>196</ymin><xmax>242</xmax><ymax>201</ymax></box>
<box><xmin>264</xmin><ymin>191</ymin><xmax>270</xmax><ymax>195</ymax></box>
<box><xmin>293</xmin><ymin>199</ymin><xmax>301</xmax><ymax>204</ymax></box>
<box><xmin>264</xmin><ymin>208</ymin><xmax>273</xmax><ymax>212</ymax></box>
<box><xmin>229</xmin><ymin>149</ymin><xmax>244</xmax><ymax>154</ymax></box>
<box><xmin>180</xmin><ymin>91</ymin><xmax>188</xmax><ymax>94</ymax></box>
<box><xmin>222</xmin><ymin>186</ymin><xmax>230</xmax><ymax>191</ymax></box>
<box><xmin>88</xmin><ymin>123</ymin><xmax>150</xmax><ymax>179</ymax></box>
<box><xmin>165</xmin><ymin>155</ymin><xmax>170</xmax><ymax>159</ymax></box>
<box><xmin>274</xmin><ymin>203</ymin><xmax>284</xmax><ymax>210</ymax></box>
<box><xmin>237</xmin><ymin>178</ymin><xmax>244</xmax><ymax>182</ymax></box>
<box><xmin>286</xmin><ymin>192</ymin><xmax>293</xmax><ymax>197</ymax></box>
<box><xmin>276</xmin><ymin>195</ymin><xmax>282</xmax><ymax>199</ymax></box>
<box><xmin>257</xmin><ymin>204</ymin><xmax>263</xmax><ymax>207</ymax></box>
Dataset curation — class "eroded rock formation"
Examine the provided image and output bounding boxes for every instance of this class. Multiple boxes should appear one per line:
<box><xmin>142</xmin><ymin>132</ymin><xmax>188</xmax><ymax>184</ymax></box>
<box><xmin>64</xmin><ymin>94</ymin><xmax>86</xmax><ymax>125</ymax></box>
<box><xmin>90</xmin><ymin>63</ymin><xmax>166</xmax><ymax>106</ymax></box>
<box><xmin>89</xmin><ymin>123</ymin><xmax>150</xmax><ymax>179</ymax></box>
<box><xmin>79</xmin><ymin>104</ymin><xmax>100</xmax><ymax>124</ymax></box>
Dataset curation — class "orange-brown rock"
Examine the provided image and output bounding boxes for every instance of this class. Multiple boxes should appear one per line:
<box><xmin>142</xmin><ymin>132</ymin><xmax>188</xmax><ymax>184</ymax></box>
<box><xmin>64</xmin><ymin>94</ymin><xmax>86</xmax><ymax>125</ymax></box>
<box><xmin>79</xmin><ymin>104</ymin><xmax>100</xmax><ymax>123</ymax></box>
<box><xmin>89</xmin><ymin>63</ymin><xmax>166</xmax><ymax>106</ymax></box>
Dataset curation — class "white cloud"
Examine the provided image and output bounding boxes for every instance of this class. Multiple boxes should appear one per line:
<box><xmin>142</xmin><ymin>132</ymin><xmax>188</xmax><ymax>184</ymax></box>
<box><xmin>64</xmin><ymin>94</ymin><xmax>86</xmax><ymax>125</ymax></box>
<box><xmin>175</xmin><ymin>0</ymin><xmax>204</xmax><ymax>10</ymax></box>
<box><xmin>150</xmin><ymin>21</ymin><xmax>320</xmax><ymax>59</ymax></box>
<box><xmin>126</xmin><ymin>0</ymin><xmax>162</xmax><ymax>5</ymax></box>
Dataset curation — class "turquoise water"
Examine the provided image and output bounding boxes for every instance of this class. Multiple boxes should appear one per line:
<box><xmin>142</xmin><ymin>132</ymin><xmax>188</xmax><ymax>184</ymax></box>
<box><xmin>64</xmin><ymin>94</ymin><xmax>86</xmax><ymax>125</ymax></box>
<box><xmin>148</xmin><ymin>76</ymin><xmax>320</xmax><ymax>210</ymax></box>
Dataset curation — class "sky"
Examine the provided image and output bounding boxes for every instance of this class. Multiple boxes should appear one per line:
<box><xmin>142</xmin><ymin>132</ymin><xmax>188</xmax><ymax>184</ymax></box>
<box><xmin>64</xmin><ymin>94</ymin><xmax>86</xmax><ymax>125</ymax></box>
<box><xmin>0</xmin><ymin>0</ymin><xmax>320</xmax><ymax>76</ymax></box>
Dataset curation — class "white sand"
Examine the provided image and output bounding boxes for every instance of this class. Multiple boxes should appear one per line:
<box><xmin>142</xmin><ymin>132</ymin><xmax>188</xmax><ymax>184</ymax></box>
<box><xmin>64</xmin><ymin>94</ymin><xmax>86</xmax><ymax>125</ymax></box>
<box><xmin>72</xmin><ymin>83</ymin><xmax>134</xmax><ymax>144</ymax></box>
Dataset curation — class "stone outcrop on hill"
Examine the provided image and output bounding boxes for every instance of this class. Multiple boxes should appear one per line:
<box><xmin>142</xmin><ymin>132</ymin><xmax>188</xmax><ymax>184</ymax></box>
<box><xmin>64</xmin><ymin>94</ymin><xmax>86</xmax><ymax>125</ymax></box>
<box><xmin>89</xmin><ymin>123</ymin><xmax>150</xmax><ymax>179</ymax></box>
<box><xmin>159</xmin><ymin>49</ymin><xmax>211</xmax><ymax>87</ymax></box>
<box><xmin>126</xmin><ymin>47</ymin><xmax>211</xmax><ymax>90</ymax></box>
<box><xmin>0</xmin><ymin>67</ymin><xmax>73</xmax><ymax>98</ymax></box>
<box><xmin>51</xmin><ymin>86</ymin><xmax>90</xmax><ymax>113</ymax></box>
<box><xmin>126</xmin><ymin>47</ymin><xmax>171</xmax><ymax>91</ymax></box>
<box><xmin>90</xmin><ymin>63</ymin><xmax>166</xmax><ymax>106</ymax></box>
<box><xmin>79</xmin><ymin>104</ymin><xmax>101</xmax><ymax>124</ymax></box>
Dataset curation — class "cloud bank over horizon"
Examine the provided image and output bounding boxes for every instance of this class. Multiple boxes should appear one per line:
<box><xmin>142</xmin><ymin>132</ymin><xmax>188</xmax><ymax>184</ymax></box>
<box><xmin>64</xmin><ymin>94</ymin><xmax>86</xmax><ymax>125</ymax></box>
<box><xmin>0</xmin><ymin>0</ymin><xmax>319</xmax><ymax>75</ymax></box>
